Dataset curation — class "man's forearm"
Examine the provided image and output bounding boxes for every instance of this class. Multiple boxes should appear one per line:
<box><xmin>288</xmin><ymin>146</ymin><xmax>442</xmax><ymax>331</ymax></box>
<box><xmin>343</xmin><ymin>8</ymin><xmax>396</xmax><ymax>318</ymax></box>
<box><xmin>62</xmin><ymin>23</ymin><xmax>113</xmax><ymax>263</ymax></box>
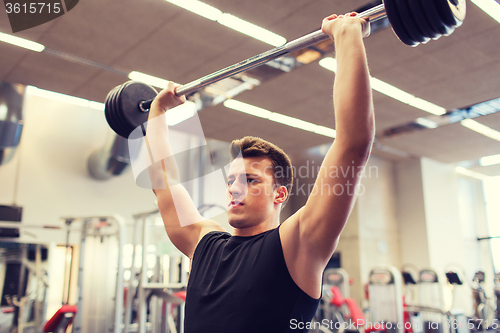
<box><xmin>145</xmin><ymin>111</ymin><xmax>180</xmax><ymax>190</ymax></box>
<box><xmin>333</xmin><ymin>21</ymin><xmax>375</xmax><ymax>150</ymax></box>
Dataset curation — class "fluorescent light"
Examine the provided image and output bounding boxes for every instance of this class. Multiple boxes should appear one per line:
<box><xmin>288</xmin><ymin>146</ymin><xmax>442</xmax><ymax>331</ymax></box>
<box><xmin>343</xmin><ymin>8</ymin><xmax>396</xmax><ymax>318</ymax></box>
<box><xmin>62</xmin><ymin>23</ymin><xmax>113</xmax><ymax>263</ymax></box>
<box><xmin>480</xmin><ymin>154</ymin><xmax>500</xmax><ymax>167</ymax></box>
<box><xmin>224</xmin><ymin>99</ymin><xmax>336</xmax><ymax>138</ymax></box>
<box><xmin>129</xmin><ymin>71</ymin><xmax>170</xmax><ymax>89</ymax></box>
<box><xmin>217</xmin><ymin>13</ymin><xmax>286</xmax><ymax>47</ymax></box>
<box><xmin>89</xmin><ymin>101</ymin><xmax>105</xmax><ymax>111</ymax></box>
<box><xmin>407</xmin><ymin>98</ymin><xmax>446</xmax><ymax>115</ymax></box>
<box><xmin>165</xmin><ymin>0</ymin><xmax>286</xmax><ymax>46</ymax></box>
<box><xmin>268</xmin><ymin>113</ymin><xmax>319</xmax><ymax>131</ymax></box>
<box><xmin>319</xmin><ymin>57</ymin><xmax>446</xmax><ymax>115</ymax></box>
<box><xmin>455</xmin><ymin>166</ymin><xmax>489</xmax><ymax>180</ymax></box>
<box><xmin>26</xmin><ymin>85</ymin><xmax>195</xmax><ymax>127</ymax></box>
<box><xmin>166</xmin><ymin>0</ymin><xmax>222</xmax><ymax>20</ymax></box>
<box><xmin>461</xmin><ymin>119</ymin><xmax>500</xmax><ymax>141</ymax></box>
<box><xmin>26</xmin><ymin>86</ymin><xmax>108</xmax><ymax>112</ymax></box>
<box><xmin>319</xmin><ymin>57</ymin><xmax>337</xmax><ymax>72</ymax></box>
<box><xmin>223</xmin><ymin>99</ymin><xmax>272</xmax><ymax>118</ymax></box>
<box><xmin>471</xmin><ymin>0</ymin><xmax>500</xmax><ymax>23</ymax></box>
<box><xmin>0</xmin><ymin>32</ymin><xmax>44</xmax><ymax>52</ymax></box>
<box><xmin>165</xmin><ymin>101</ymin><xmax>198</xmax><ymax>125</ymax></box>
<box><xmin>315</xmin><ymin>126</ymin><xmax>337</xmax><ymax>138</ymax></box>
<box><xmin>415</xmin><ymin>117</ymin><xmax>438</xmax><ymax>129</ymax></box>
<box><xmin>370</xmin><ymin>77</ymin><xmax>446</xmax><ymax>115</ymax></box>
<box><xmin>370</xmin><ymin>77</ymin><xmax>415</xmax><ymax>102</ymax></box>
<box><xmin>0</xmin><ymin>104</ymin><xmax>7</xmax><ymax>120</ymax></box>
<box><xmin>27</xmin><ymin>86</ymin><xmax>89</xmax><ymax>107</ymax></box>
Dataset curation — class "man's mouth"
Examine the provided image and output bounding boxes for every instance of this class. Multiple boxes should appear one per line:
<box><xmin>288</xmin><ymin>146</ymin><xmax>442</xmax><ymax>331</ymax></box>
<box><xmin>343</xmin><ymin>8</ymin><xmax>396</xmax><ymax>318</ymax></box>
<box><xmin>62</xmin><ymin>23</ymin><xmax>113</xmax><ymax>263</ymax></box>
<box><xmin>229</xmin><ymin>201</ymin><xmax>244</xmax><ymax>208</ymax></box>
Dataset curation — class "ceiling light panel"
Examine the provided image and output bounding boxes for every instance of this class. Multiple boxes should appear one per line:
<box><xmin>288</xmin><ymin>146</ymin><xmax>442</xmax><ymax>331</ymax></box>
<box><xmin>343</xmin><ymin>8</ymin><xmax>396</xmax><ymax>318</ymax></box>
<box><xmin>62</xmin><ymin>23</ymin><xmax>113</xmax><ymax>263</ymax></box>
<box><xmin>461</xmin><ymin>119</ymin><xmax>500</xmax><ymax>141</ymax></box>
<box><xmin>166</xmin><ymin>0</ymin><xmax>222</xmax><ymax>20</ymax></box>
<box><xmin>0</xmin><ymin>32</ymin><xmax>45</xmax><ymax>52</ymax></box>
<box><xmin>217</xmin><ymin>13</ymin><xmax>286</xmax><ymax>47</ymax></box>
<box><xmin>480</xmin><ymin>154</ymin><xmax>500</xmax><ymax>166</ymax></box>
<box><xmin>320</xmin><ymin>57</ymin><xmax>446</xmax><ymax>115</ymax></box>
<box><xmin>129</xmin><ymin>71</ymin><xmax>170</xmax><ymax>89</ymax></box>
<box><xmin>471</xmin><ymin>0</ymin><xmax>500</xmax><ymax>23</ymax></box>
<box><xmin>223</xmin><ymin>99</ymin><xmax>272</xmax><ymax>118</ymax></box>
<box><xmin>165</xmin><ymin>0</ymin><xmax>286</xmax><ymax>46</ymax></box>
<box><xmin>224</xmin><ymin>99</ymin><xmax>336</xmax><ymax>138</ymax></box>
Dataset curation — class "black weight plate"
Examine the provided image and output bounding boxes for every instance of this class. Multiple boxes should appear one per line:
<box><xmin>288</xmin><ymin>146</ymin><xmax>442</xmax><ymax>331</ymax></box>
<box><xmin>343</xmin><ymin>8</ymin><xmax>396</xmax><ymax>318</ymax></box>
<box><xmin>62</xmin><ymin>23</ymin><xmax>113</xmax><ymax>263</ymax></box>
<box><xmin>396</xmin><ymin>0</ymin><xmax>430</xmax><ymax>44</ymax></box>
<box><xmin>115</xmin><ymin>81</ymin><xmax>149</xmax><ymax>137</ymax></box>
<box><xmin>117</xmin><ymin>81</ymin><xmax>158</xmax><ymax>138</ymax></box>
<box><xmin>108</xmin><ymin>85</ymin><xmax>122</xmax><ymax>133</ymax></box>
<box><xmin>408</xmin><ymin>0</ymin><xmax>440</xmax><ymax>38</ymax></box>
<box><xmin>113</xmin><ymin>81</ymin><xmax>136</xmax><ymax>137</ymax></box>
<box><xmin>105</xmin><ymin>84</ymin><xmax>127</xmax><ymax>137</ymax></box>
<box><xmin>435</xmin><ymin>0</ymin><xmax>460</xmax><ymax>27</ymax></box>
<box><xmin>104</xmin><ymin>86</ymin><xmax>117</xmax><ymax>132</ymax></box>
<box><xmin>435</xmin><ymin>0</ymin><xmax>466</xmax><ymax>28</ymax></box>
<box><xmin>383</xmin><ymin>0</ymin><xmax>418</xmax><ymax>46</ymax></box>
<box><xmin>110</xmin><ymin>83</ymin><xmax>131</xmax><ymax>138</ymax></box>
<box><xmin>420</xmin><ymin>0</ymin><xmax>454</xmax><ymax>35</ymax></box>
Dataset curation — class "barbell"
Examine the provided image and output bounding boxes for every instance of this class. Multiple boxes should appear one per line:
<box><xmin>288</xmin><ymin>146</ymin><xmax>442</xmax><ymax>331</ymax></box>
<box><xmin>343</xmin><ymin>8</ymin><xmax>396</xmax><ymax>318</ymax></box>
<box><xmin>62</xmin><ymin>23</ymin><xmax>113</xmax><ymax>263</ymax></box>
<box><xmin>105</xmin><ymin>0</ymin><xmax>466</xmax><ymax>138</ymax></box>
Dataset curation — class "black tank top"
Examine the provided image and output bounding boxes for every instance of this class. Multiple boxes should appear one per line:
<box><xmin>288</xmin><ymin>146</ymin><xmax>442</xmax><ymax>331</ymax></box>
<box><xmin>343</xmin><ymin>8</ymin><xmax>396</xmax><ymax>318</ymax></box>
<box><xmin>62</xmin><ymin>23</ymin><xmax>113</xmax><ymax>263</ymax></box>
<box><xmin>184</xmin><ymin>226</ymin><xmax>320</xmax><ymax>333</ymax></box>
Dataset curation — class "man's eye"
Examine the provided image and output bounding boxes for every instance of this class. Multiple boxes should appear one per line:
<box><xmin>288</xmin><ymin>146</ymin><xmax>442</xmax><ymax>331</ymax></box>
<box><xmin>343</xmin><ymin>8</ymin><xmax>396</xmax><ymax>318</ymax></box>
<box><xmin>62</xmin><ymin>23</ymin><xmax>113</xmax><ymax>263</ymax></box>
<box><xmin>227</xmin><ymin>180</ymin><xmax>234</xmax><ymax>186</ymax></box>
<box><xmin>248</xmin><ymin>179</ymin><xmax>258</xmax><ymax>183</ymax></box>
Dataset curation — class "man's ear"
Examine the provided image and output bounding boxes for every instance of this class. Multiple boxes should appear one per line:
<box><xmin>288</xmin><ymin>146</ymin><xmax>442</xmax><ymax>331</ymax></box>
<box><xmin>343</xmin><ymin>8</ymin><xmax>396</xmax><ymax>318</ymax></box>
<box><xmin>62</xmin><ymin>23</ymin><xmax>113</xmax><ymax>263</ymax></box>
<box><xmin>274</xmin><ymin>186</ymin><xmax>288</xmax><ymax>204</ymax></box>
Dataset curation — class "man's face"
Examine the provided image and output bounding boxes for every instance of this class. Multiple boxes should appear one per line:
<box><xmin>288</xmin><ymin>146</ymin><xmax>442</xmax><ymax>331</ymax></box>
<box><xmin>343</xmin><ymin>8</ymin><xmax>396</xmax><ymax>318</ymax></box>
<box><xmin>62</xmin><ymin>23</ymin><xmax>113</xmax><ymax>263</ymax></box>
<box><xmin>226</xmin><ymin>156</ymin><xmax>280</xmax><ymax>229</ymax></box>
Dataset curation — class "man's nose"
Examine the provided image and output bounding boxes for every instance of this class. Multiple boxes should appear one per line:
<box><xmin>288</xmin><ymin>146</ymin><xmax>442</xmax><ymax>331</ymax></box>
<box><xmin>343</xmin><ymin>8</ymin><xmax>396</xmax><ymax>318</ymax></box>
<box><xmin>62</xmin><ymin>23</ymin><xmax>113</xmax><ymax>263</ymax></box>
<box><xmin>228</xmin><ymin>179</ymin><xmax>247</xmax><ymax>196</ymax></box>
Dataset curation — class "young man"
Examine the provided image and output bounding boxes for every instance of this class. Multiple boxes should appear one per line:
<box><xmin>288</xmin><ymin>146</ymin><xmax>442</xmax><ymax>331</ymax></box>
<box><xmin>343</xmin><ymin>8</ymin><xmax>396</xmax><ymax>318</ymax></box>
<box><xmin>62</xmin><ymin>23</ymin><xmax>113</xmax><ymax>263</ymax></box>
<box><xmin>146</xmin><ymin>12</ymin><xmax>374</xmax><ymax>333</ymax></box>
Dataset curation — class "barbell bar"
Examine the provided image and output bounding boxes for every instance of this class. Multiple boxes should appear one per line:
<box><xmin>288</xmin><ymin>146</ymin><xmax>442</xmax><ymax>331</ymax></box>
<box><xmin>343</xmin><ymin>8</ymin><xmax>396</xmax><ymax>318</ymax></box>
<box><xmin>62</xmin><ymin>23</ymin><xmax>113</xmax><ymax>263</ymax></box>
<box><xmin>105</xmin><ymin>0</ymin><xmax>466</xmax><ymax>138</ymax></box>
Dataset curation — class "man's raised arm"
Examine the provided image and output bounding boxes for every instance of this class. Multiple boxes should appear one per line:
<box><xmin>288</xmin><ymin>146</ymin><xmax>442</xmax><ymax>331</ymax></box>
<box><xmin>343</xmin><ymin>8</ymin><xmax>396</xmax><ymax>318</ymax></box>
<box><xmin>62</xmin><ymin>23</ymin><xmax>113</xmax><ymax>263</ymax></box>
<box><xmin>297</xmin><ymin>13</ymin><xmax>375</xmax><ymax>265</ymax></box>
<box><xmin>146</xmin><ymin>82</ymin><xmax>225</xmax><ymax>258</ymax></box>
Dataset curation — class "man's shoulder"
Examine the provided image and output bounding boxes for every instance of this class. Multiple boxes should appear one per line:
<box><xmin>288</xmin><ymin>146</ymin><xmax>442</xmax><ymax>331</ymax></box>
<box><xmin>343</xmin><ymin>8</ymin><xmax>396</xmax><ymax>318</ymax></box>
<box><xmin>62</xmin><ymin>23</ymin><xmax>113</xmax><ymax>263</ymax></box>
<box><xmin>200</xmin><ymin>229</ymin><xmax>231</xmax><ymax>243</ymax></box>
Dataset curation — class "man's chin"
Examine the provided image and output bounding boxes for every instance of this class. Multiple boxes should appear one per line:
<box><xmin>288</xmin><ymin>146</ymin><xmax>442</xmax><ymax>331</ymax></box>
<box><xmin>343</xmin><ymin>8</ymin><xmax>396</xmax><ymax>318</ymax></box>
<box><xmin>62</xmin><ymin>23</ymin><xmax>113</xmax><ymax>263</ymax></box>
<box><xmin>228</xmin><ymin>216</ymin><xmax>246</xmax><ymax>228</ymax></box>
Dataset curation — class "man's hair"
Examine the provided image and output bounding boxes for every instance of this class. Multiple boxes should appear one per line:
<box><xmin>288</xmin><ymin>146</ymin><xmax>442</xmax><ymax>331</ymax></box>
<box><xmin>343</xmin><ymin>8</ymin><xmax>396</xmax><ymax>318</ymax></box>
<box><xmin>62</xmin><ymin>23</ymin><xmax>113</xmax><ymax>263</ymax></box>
<box><xmin>229</xmin><ymin>136</ymin><xmax>293</xmax><ymax>207</ymax></box>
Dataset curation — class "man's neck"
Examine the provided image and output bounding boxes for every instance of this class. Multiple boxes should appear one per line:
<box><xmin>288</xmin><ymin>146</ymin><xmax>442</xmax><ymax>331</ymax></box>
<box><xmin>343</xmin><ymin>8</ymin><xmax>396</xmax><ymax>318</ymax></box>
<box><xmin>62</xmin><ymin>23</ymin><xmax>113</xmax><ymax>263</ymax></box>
<box><xmin>233</xmin><ymin>218</ymin><xmax>280</xmax><ymax>237</ymax></box>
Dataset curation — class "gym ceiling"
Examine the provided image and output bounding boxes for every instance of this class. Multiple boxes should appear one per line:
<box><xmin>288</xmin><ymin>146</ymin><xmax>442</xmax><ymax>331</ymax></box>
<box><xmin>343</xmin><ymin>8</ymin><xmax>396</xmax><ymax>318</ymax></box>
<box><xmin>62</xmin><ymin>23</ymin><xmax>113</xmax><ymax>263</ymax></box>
<box><xmin>1</xmin><ymin>0</ymin><xmax>499</xmax><ymax>175</ymax></box>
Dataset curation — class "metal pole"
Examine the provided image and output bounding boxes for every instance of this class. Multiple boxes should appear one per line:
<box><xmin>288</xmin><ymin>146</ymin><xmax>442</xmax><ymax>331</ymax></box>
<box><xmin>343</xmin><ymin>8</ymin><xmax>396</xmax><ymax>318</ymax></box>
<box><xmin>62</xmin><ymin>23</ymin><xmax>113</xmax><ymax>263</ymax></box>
<box><xmin>138</xmin><ymin>216</ymin><xmax>148</xmax><ymax>333</ymax></box>
<box><xmin>73</xmin><ymin>219</ymin><xmax>88</xmax><ymax>333</ymax></box>
<box><xmin>124</xmin><ymin>217</ymin><xmax>142</xmax><ymax>333</ymax></box>
<box><xmin>112</xmin><ymin>215</ymin><xmax>126</xmax><ymax>333</ymax></box>
<box><xmin>174</xmin><ymin>4</ymin><xmax>386</xmax><ymax>97</ymax></box>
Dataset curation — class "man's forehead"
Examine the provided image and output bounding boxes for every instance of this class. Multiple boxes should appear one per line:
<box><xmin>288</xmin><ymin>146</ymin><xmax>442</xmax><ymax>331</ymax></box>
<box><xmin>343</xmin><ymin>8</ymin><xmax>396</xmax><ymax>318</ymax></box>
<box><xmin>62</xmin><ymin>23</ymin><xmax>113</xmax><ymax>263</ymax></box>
<box><xmin>228</xmin><ymin>157</ymin><xmax>272</xmax><ymax>174</ymax></box>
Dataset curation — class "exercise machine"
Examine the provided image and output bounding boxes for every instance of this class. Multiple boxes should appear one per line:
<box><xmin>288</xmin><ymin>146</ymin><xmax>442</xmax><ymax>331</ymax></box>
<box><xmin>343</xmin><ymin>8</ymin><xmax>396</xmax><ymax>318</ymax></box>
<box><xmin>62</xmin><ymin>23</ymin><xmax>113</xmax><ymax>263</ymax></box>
<box><xmin>123</xmin><ymin>209</ymin><xmax>186</xmax><ymax>333</ymax></box>
<box><xmin>401</xmin><ymin>267</ymin><xmax>424</xmax><ymax>333</ymax></box>
<box><xmin>43</xmin><ymin>305</ymin><xmax>77</xmax><ymax>333</ymax></box>
<box><xmin>444</xmin><ymin>268</ymin><xmax>471</xmax><ymax>333</ymax></box>
<box><xmin>311</xmin><ymin>268</ymin><xmax>348</xmax><ymax>333</ymax></box>
<box><xmin>0</xmin><ymin>242</ymin><xmax>49</xmax><ymax>333</ymax></box>
<box><xmin>470</xmin><ymin>271</ymin><xmax>496</xmax><ymax>331</ymax></box>
<box><xmin>61</xmin><ymin>214</ymin><xmax>126</xmax><ymax>333</ymax></box>
<box><xmin>368</xmin><ymin>266</ymin><xmax>404</xmax><ymax>333</ymax></box>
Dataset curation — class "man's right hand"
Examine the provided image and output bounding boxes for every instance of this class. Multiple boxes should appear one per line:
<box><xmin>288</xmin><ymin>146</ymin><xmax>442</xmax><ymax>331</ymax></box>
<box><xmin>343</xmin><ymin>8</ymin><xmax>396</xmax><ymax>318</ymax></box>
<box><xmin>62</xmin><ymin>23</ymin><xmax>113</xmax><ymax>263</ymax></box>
<box><xmin>150</xmin><ymin>81</ymin><xmax>186</xmax><ymax>116</ymax></box>
<box><xmin>321</xmin><ymin>12</ymin><xmax>370</xmax><ymax>42</ymax></box>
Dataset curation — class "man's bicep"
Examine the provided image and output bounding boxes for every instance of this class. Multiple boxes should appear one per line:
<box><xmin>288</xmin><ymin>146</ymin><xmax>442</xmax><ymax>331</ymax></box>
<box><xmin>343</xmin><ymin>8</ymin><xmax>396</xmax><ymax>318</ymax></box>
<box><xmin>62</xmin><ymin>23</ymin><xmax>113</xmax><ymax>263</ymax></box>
<box><xmin>298</xmin><ymin>143</ymin><xmax>369</xmax><ymax>257</ymax></box>
<box><xmin>155</xmin><ymin>185</ymin><xmax>201</xmax><ymax>255</ymax></box>
<box><xmin>156</xmin><ymin>187</ymin><xmax>226</xmax><ymax>258</ymax></box>
<box><xmin>165</xmin><ymin>219</ymin><xmax>224</xmax><ymax>259</ymax></box>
